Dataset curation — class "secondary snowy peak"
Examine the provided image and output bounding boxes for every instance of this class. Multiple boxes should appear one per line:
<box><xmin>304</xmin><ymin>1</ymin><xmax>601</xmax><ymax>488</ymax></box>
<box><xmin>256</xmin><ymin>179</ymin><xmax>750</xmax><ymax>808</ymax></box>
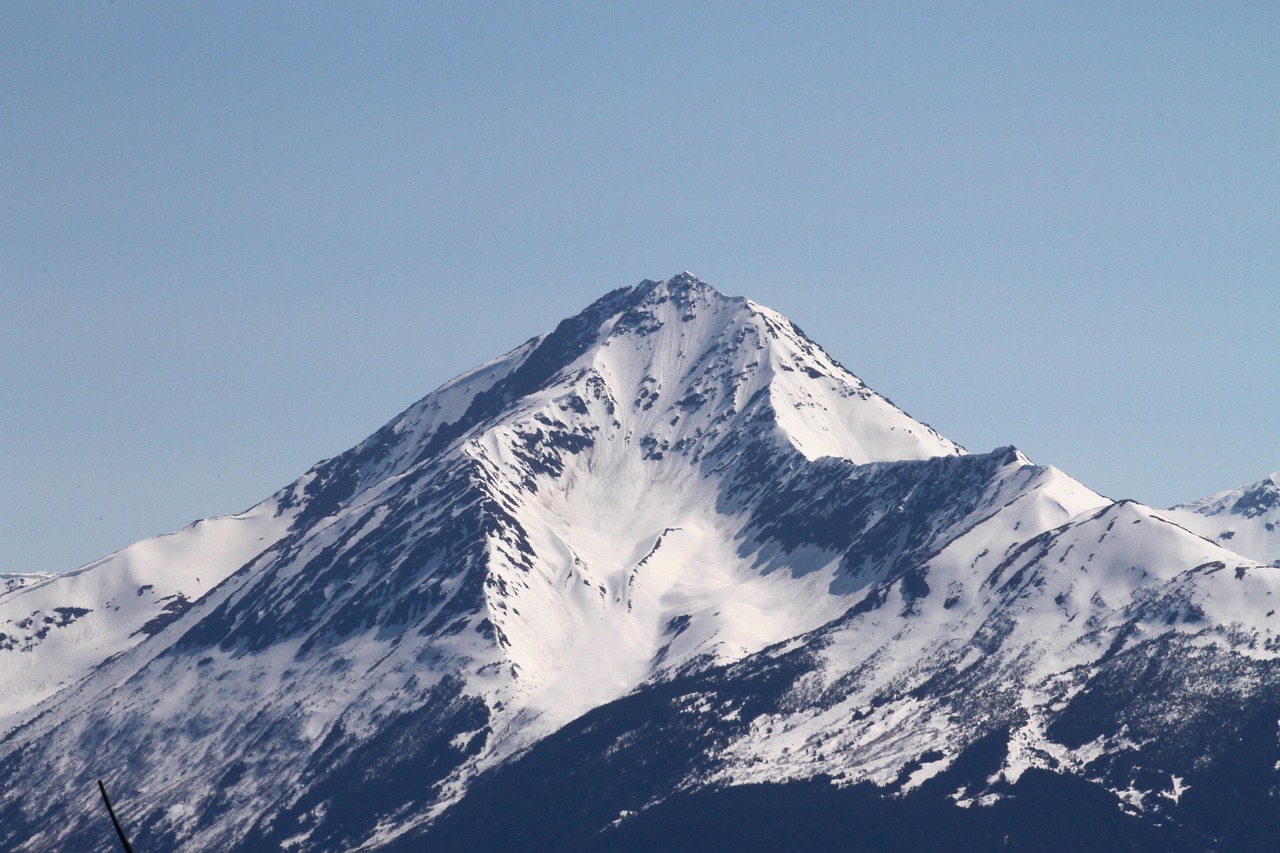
<box><xmin>1164</xmin><ymin>471</ymin><xmax>1280</xmax><ymax>566</ymax></box>
<box><xmin>1172</xmin><ymin>470</ymin><xmax>1280</xmax><ymax>518</ymax></box>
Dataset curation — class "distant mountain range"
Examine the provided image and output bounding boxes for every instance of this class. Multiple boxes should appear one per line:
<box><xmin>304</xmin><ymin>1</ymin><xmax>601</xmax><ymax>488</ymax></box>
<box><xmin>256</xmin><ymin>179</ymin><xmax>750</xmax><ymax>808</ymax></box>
<box><xmin>2</xmin><ymin>274</ymin><xmax>1277</xmax><ymax>851</ymax></box>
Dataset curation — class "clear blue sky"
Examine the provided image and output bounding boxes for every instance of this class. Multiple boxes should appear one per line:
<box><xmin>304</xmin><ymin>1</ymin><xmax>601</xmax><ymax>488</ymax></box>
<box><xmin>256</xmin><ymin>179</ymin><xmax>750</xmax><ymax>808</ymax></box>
<box><xmin>3</xmin><ymin>2</ymin><xmax>1278</xmax><ymax>575</ymax></box>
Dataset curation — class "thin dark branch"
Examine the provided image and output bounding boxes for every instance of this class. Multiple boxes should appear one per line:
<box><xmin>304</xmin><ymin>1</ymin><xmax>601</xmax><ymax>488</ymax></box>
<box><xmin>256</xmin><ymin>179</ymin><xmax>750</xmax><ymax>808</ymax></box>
<box><xmin>97</xmin><ymin>779</ymin><xmax>136</xmax><ymax>853</ymax></box>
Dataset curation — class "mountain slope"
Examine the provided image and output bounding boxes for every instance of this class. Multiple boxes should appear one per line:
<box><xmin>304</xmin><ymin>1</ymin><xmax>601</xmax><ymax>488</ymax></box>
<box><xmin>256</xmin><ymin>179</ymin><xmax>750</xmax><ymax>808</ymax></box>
<box><xmin>406</xmin><ymin>479</ymin><xmax>1280</xmax><ymax>851</ymax></box>
<box><xmin>0</xmin><ymin>274</ymin><xmax>1274</xmax><ymax>852</ymax></box>
<box><xmin>0</xmin><ymin>500</ymin><xmax>294</xmax><ymax>731</ymax></box>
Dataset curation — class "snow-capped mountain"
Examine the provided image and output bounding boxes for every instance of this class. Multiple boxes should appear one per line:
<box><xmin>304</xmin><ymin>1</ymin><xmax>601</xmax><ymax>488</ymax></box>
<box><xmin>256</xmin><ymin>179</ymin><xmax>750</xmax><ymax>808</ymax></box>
<box><xmin>1164</xmin><ymin>472</ymin><xmax>1280</xmax><ymax>567</ymax></box>
<box><xmin>1</xmin><ymin>275</ymin><xmax>1276</xmax><ymax>852</ymax></box>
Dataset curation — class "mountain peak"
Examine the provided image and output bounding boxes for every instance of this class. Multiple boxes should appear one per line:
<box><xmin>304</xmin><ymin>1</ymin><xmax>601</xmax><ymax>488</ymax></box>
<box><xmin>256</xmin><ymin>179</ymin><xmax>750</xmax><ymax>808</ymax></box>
<box><xmin>563</xmin><ymin>275</ymin><xmax>962</xmax><ymax>465</ymax></box>
<box><xmin>354</xmin><ymin>273</ymin><xmax>959</xmax><ymax>485</ymax></box>
<box><xmin>636</xmin><ymin>270</ymin><xmax>710</xmax><ymax>290</ymax></box>
<box><xmin>620</xmin><ymin>272</ymin><xmax>730</xmax><ymax>316</ymax></box>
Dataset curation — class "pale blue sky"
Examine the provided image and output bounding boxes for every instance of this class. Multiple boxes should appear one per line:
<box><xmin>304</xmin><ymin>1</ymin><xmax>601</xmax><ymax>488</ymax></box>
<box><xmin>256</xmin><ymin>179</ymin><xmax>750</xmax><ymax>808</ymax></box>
<box><xmin>3</xmin><ymin>2</ymin><xmax>1278</xmax><ymax>574</ymax></box>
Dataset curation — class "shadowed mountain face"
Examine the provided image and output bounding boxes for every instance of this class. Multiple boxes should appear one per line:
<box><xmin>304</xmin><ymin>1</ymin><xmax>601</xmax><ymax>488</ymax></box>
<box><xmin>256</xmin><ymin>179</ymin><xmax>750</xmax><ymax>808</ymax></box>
<box><xmin>1</xmin><ymin>275</ymin><xmax>1277</xmax><ymax>852</ymax></box>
